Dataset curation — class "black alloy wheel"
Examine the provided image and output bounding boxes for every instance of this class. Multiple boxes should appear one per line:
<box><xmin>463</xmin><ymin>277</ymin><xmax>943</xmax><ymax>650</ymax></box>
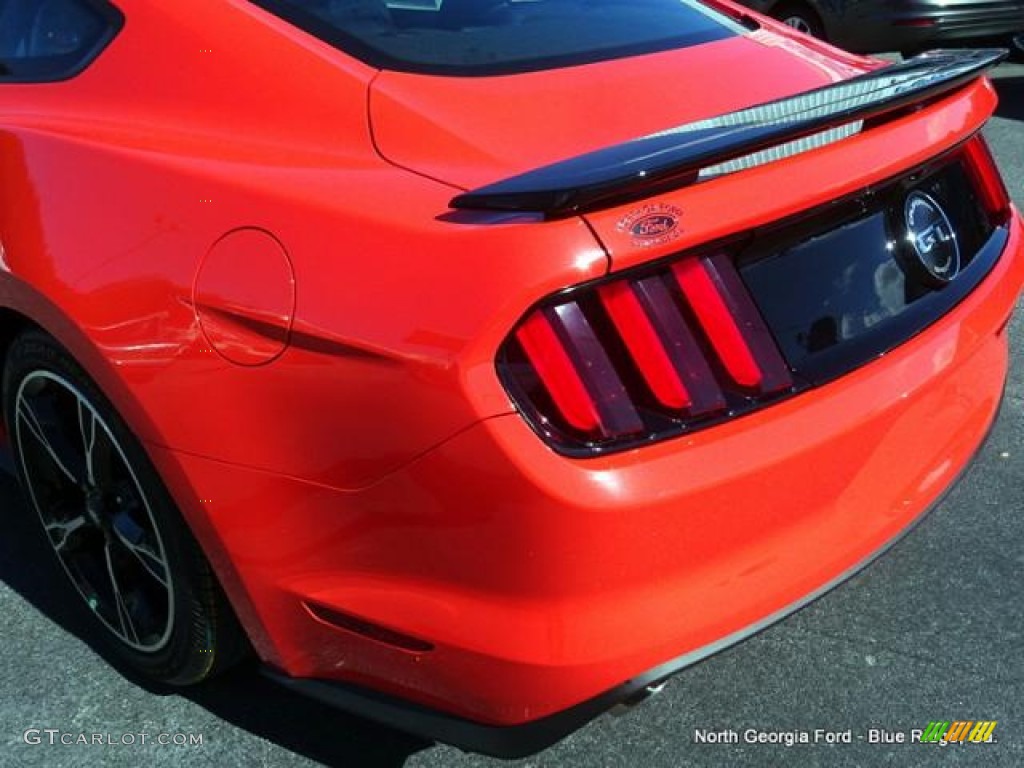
<box><xmin>3</xmin><ymin>330</ymin><xmax>245</xmax><ymax>684</ymax></box>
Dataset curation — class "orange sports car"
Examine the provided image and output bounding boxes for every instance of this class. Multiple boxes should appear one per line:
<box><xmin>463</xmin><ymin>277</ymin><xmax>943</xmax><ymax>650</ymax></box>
<box><xmin>0</xmin><ymin>0</ymin><xmax>1021</xmax><ymax>757</ymax></box>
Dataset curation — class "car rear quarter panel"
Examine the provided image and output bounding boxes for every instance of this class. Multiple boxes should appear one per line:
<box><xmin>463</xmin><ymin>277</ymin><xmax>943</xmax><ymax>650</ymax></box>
<box><xmin>0</xmin><ymin>0</ymin><xmax>610</xmax><ymax>491</ymax></box>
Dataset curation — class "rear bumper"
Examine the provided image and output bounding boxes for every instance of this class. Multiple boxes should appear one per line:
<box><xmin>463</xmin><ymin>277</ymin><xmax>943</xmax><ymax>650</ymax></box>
<box><xmin>149</xmin><ymin>208</ymin><xmax>1024</xmax><ymax>752</ymax></box>
<box><xmin>259</xmin><ymin>417</ymin><xmax>998</xmax><ymax>759</ymax></box>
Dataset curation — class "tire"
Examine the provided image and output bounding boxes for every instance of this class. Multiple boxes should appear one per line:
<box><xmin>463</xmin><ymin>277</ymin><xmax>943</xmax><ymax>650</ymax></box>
<box><xmin>1011</xmin><ymin>35</ymin><xmax>1024</xmax><ymax>62</ymax></box>
<box><xmin>772</xmin><ymin>2</ymin><xmax>825</xmax><ymax>40</ymax></box>
<box><xmin>2</xmin><ymin>330</ymin><xmax>246</xmax><ymax>685</ymax></box>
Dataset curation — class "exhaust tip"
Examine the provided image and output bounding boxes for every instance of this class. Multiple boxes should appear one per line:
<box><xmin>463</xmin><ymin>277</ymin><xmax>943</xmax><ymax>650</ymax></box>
<box><xmin>610</xmin><ymin>680</ymin><xmax>670</xmax><ymax>716</ymax></box>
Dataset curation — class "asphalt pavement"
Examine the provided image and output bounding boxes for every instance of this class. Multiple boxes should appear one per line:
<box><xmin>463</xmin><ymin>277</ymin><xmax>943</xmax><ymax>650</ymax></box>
<box><xmin>1</xmin><ymin>58</ymin><xmax>1022</xmax><ymax>768</ymax></box>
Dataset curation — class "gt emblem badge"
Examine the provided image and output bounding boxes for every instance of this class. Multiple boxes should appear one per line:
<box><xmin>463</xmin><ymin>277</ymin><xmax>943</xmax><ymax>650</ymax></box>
<box><xmin>904</xmin><ymin>191</ymin><xmax>960</xmax><ymax>287</ymax></box>
<box><xmin>618</xmin><ymin>204</ymin><xmax>683</xmax><ymax>248</ymax></box>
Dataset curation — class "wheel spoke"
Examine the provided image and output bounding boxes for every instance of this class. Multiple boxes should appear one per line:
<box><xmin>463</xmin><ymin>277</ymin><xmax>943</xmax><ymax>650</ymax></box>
<box><xmin>111</xmin><ymin>512</ymin><xmax>169</xmax><ymax>588</ymax></box>
<box><xmin>104</xmin><ymin>543</ymin><xmax>141</xmax><ymax>644</ymax></box>
<box><xmin>16</xmin><ymin>395</ymin><xmax>84</xmax><ymax>486</ymax></box>
<box><xmin>45</xmin><ymin>514</ymin><xmax>90</xmax><ymax>553</ymax></box>
<box><xmin>77</xmin><ymin>400</ymin><xmax>98</xmax><ymax>486</ymax></box>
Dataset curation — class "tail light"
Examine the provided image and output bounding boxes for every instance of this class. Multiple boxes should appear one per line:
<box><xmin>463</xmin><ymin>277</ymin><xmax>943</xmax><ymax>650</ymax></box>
<box><xmin>499</xmin><ymin>250</ymin><xmax>795</xmax><ymax>455</ymax></box>
<box><xmin>962</xmin><ymin>135</ymin><xmax>1011</xmax><ymax>223</ymax></box>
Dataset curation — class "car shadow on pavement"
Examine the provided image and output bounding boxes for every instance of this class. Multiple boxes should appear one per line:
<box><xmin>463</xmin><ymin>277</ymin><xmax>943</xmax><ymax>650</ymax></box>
<box><xmin>994</xmin><ymin>77</ymin><xmax>1024</xmax><ymax>121</ymax></box>
<box><xmin>180</xmin><ymin>667</ymin><xmax>433</xmax><ymax>767</ymax></box>
<box><xmin>0</xmin><ymin>462</ymin><xmax>431</xmax><ymax>768</ymax></box>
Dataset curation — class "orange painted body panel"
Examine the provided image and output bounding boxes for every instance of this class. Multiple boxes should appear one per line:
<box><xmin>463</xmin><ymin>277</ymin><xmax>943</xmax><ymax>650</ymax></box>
<box><xmin>146</xmin><ymin>212</ymin><xmax>1023</xmax><ymax>724</ymax></box>
<box><xmin>0</xmin><ymin>0</ymin><xmax>1022</xmax><ymax>741</ymax></box>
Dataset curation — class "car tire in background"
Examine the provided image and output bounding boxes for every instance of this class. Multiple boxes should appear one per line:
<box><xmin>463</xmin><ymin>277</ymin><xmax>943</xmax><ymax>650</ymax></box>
<box><xmin>1011</xmin><ymin>33</ymin><xmax>1024</xmax><ymax>61</ymax></box>
<box><xmin>2</xmin><ymin>329</ymin><xmax>246</xmax><ymax>685</ymax></box>
<box><xmin>771</xmin><ymin>1</ymin><xmax>826</xmax><ymax>39</ymax></box>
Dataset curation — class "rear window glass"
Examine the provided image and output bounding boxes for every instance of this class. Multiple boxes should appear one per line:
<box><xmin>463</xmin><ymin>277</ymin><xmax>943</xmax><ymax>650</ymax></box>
<box><xmin>252</xmin><ymin>0</ymin><xmax>746</xmax><ymax>76</ymax></box>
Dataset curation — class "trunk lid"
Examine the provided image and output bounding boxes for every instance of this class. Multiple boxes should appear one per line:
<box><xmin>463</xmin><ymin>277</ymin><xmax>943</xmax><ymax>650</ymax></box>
<box><xmin>368</xmin><ymin>31</ymin><xmax>869</xmax><ymax>192</ymax></box>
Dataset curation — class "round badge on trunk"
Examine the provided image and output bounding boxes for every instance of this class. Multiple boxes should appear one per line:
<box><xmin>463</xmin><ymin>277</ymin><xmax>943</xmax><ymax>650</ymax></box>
<box><xmin>903</xmin><ymin>191</ymin><xmax>960</xmax><ymax>287</ymax></box>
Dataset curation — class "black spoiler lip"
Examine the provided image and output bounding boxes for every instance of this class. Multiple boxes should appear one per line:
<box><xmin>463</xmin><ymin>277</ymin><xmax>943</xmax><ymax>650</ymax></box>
<box><xmin>450</xmin><ymin>48</ymin><xmax>1007</xmax><ymax>219</ymax></box>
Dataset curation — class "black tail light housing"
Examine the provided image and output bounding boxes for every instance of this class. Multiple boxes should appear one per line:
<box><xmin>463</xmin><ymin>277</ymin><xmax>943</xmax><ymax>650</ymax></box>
<box><xmin>498</xmin><ymin>134</ymin><xmax>1012</xmax><ymax>457</ymax></box>
<box><xmin>500</xmin><ymin>249</ymin><xmax>796</xmax><ymax>456</ymax></box>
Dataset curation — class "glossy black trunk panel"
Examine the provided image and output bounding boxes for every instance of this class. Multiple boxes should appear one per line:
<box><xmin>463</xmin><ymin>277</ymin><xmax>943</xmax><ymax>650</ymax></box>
<box><xmin>739</xmin><ymin>155</ymin><xmax>1005</xmax><ymax>384</ymax></box>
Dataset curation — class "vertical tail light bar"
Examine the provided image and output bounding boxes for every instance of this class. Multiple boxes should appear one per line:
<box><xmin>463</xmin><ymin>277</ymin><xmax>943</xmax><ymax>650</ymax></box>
<box><xmin>673</xmin><ymin>258</ymin><xmax>761</xmax><ymax>388</ymax></box>
<box><xmin>514</xmin><ymin>311</ymin><xmax>602</xmax><ymax>434</ymax></box>
<box><xmin>514</xmin><ymin>304</ymin><xmax>644</xmax><ymax>439</ymax></box>
<box><xmin>501</xmin><ymin>250</ymin><xmax>794</xmax><ymax>454</ymax></box>
<box><xmin>547</xmin><ymin>302</ymin><xmax>645</xmax><ymax>437</ymax></box>
<box><xmin>629</xmin><ymin>275</ymin><xmax>727</xmax><ymax>416</ymax></box>
<box><xmin>673</xmin><ymin>254</ymin><xmax>793</xmax><ymax>393</ymax></box>
<box><xmin>963</xmin><ymin>135</ymin><xmax>1011</xmax><ymax>222</ymax></box>
<box><xmin>597</xmin><ymin>281</ymin><xmax>692</xmax><ymax>410</ymax></box>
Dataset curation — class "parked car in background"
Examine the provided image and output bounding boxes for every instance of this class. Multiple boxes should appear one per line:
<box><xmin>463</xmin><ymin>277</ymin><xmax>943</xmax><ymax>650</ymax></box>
<box><xmin>738</xmin><ymin>0</ymin><xmax>1024</xmax><ymax>55</ymax></box>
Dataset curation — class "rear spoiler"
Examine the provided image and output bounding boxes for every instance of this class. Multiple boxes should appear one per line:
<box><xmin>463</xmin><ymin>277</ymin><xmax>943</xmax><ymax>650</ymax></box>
<box><xmin>450</xmin><ymin>49</ymin><xmax>1007</xmax><ymax>219</ymax></box>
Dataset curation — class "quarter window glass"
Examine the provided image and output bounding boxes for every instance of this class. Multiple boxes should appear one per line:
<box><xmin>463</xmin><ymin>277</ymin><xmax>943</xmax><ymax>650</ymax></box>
<box><xmin>0</xmin><ymin>0</ymin><xmax>120</xmax><ymax>81</ymax></box>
